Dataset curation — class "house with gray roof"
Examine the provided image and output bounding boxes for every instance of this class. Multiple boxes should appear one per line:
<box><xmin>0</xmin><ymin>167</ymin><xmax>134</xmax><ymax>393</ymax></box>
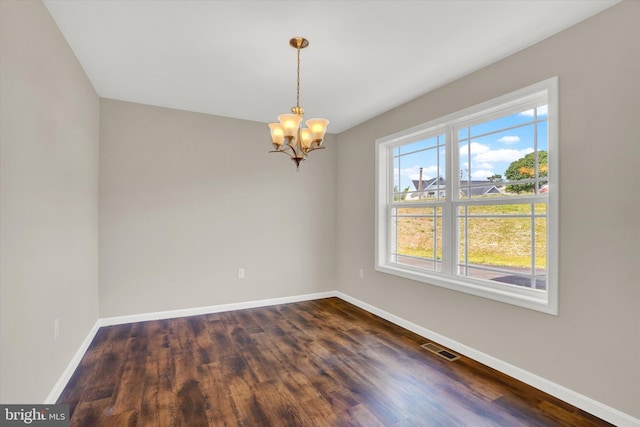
<box><xmin>410</xmin><ymin>177</ymin><xmax>502</xmax><ymax>199</ymax></box>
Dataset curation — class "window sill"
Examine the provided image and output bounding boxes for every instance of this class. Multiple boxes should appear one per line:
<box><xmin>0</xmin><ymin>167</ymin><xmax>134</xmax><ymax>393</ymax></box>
<box><xmin>375</xmin><ymin>263</ymin><xmax>557</xmax><ymax>315</ymax></box>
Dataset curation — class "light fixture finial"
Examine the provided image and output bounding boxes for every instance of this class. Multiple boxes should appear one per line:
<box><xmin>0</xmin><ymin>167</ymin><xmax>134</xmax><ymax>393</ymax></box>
<box><xmin>289</xmin><ymin>37</ymin><xmax>309</xmax><ymax>49</ymax></box>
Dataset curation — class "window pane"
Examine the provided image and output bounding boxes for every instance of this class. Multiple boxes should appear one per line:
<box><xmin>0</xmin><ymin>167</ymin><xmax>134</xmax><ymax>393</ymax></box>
<box><xmin>460</xmin><ymin>216</ymin><xmax>532</xmax><ymax>271</ymax></box>
<box><xmin>469</xmin><ymin>110</ymin><xmax>539</xmax><ymax>138</ymax></box>
<box><xmin>457</xmin><ymin>203</ymin><xmax>547</xmax><ymax>290</ymax></box>
<box><xmin>535</xmin><ymin>217</ymin><xmax>547</xmax><ymax>269</ymax></box>
<box><xmin>535</xmin><ymin>120</ymin><xmax>549</xmax><ymax>194</ymax></box>
<box><xmin>534</xmin><ymin>213</ymin><xmax>547</xmax><ymax>289</ymax></box>
<box><xmin>393</xmin><ymin>156</ymin><xmax>402</xmax><ymax>200</ymax></box>
<box><xmin>520</xmin><ymin>105</ymin><xmax>548</xmax><ymax>119</ymax></box>
<box><xmin>457</xmin><ymin>203</ymin><xmax>548</xmax><ymax>289</ymax></box>
<box><xmin>537</xmin><ymin>120</ymin><xmax>548</xmax><ymax>152</ymax></box>
<box><xmin>504</xmin><ymin>150</ymin><xmax>548</xmax><ymax>195</ymax></box>
<box><xmin>391</xmin><ymin>207</ymin><xmax>442</xmax><ymax>271</ymax></box>
<box><xmin>458</xmin><ymin>106</ymin><xmax>549</xmax><ymax>199</ymax></box>
<box><xmin>393</xmin><ymin>134</ymin><xmax>445</xmax><ymax>201</ymax></box>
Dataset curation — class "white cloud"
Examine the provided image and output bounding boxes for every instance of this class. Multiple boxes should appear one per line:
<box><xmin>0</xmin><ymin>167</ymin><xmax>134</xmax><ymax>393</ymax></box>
<box><xmin>475</xmin><ymin>162</ymin><xmax>494</xmax><ymax>170</ymax></box>
<box><xmin>471</xmin><ymin>169</ymin><xmax>495</xmax><ymax>180</ymax></box>
<box><xmin>539</xmin><ymin>105</ymin><xmax>548</xmax><ymax>116</ymax></box>
<box><xmin>474</xmin><ymin>147</ymin><xmax>533</xmax><ymax>163</ymax></box>
<box><xmin>460</xmin><ymin>142</ymin><xmax>490</xmax><ymax>157</ymax></box>
<box><xmin>498</xmin><ymin>135</ymin><xmax>520</xmax><ymax>144</ymax></box>
<box><xmin>519</xmin><ymin>105</ymin><xmax>548</xmax><ymax>117</ymax></box>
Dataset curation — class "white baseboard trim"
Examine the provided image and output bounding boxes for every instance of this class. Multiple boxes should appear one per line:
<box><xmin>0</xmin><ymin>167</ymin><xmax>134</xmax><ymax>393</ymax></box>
<box><xmin>44</xmin><ymin>320</ymin><xmax>101</xmax><ymax>404</ymax></box>
<box><xmin>98</xmin><ymin>291</ymin><xmax>336</xmax><ymax>327</ymax></box>
<box><xmin>46</xmin><ymin>290</ymin><xmax>639</xmax><ymax>426</ymax></box>
<box><xmin>335</xmin><ymin>291</ymin><xmax>639</xmax><ymax>427</ymax></box>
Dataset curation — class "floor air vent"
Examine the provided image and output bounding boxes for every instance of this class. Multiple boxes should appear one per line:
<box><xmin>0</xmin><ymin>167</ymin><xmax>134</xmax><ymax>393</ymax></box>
<box><xmin>421</xmin><ymin>342</ymin><xmax>460</xmax><ymax>361</ymax></box>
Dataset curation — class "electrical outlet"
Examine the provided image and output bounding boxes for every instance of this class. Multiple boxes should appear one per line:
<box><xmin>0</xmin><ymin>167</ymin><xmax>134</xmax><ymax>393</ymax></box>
<box><xmin>359</xmin><ymin>268</ymin><xmax>364</xmax><ymax>279</ymax></box>
<box><xmin>238</xmin><ymin>268</ymin><xmax>245</xmax><ymax>279</ymax></box>
<box><xmin>54</xmin><ymin>318</ymin><xmax>59</xmax><ymax>340</ymax></box>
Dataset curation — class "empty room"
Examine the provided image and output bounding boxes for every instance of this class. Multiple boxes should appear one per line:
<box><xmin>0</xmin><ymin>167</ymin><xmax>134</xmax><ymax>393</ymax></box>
<box><xmin>1</xmin><ymin>0</ymin><xmax>638</xmax><ymax>426</ymax></box>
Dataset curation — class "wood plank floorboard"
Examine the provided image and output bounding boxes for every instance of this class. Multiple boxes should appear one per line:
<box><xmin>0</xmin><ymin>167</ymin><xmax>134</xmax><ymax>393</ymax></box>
<box><xmin>57</xmin><ymin>297</ymin><xmax>612</xmax><ymax>426</ymax></box>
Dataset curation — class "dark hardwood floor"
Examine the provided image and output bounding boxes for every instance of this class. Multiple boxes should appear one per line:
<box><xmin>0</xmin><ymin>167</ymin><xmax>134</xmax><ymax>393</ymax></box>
<box><xmin>57</xmin><ymin>297</ymin><xmax>611</xmax><ymax>426</ymax></box>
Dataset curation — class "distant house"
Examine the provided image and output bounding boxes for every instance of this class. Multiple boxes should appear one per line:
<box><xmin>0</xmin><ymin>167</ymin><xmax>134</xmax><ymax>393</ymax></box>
<box><xmin>410</xmin><ymin>177</ymin><xmax>502</xmax><ymax>199</ymax></box>
<box><xmin>459</xmin><ymin>180</ymin><xmax>503</xmax><ymax>197</ymax></box>
<box><xmin>410</xmin><ymin>177</ymin><xmax>446</xmax><ymax>199</ymax></box>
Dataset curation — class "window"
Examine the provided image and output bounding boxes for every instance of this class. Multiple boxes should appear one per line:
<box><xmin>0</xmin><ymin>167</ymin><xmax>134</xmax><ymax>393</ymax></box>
<box><xmin>375</xmin><ymin>78</ymin><xmax>558</xmax><ymax>314</ymax></box>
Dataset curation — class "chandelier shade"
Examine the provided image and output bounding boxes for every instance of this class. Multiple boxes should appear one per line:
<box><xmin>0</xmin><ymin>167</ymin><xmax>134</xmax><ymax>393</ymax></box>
<box><xmin>268</xmin><ymin>37</ymin><xmax>329</xmax><ymax>169</ymax></box>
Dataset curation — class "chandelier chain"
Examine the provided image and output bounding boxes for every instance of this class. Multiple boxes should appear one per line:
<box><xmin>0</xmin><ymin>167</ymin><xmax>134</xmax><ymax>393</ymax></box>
<box><xmin>296</xmin><ymin>46</ymin><xmax>301</xmax><ymax>109</ymax></box>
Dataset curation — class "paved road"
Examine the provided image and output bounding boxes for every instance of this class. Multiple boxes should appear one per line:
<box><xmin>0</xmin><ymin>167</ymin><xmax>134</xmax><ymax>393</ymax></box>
<box><xmin>394</xmin><ymin>255</ymin><xmax>547</xmax><ymax>289</ymax></box>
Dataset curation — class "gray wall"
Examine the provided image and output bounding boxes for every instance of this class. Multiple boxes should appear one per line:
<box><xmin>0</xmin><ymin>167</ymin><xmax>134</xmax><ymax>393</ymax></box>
<box><xmin>335</xmin><ymin>0</ymin><xmax>639</xmax><ymax>418</ymax></box>
<box><xmin>0</xmin><ymin>0</ymin><xmax>100</xmax><ymax>403</ymax></box>
<box><xmin>1</xmin><ymin>0</ymin><xmax>637</xmax><ymax>419</ymax></box>
<box><xmin>99</xmin><ymin>99</ymin><xmax>336</xmax><ymax>317</ymax></box>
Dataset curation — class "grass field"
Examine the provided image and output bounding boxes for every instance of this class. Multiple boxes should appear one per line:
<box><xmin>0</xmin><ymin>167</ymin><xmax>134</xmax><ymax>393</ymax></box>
<box><xmin>395</xmin><ymin>203</ymin><xmax>546</xmax><ymax>269</ymax></box>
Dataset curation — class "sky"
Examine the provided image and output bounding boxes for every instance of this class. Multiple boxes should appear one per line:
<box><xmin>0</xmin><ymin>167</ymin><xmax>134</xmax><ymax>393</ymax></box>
<box><xmin>394</xmin><ymin>105</ymin><xmax>548</xmax><ymax>192</ymax></box>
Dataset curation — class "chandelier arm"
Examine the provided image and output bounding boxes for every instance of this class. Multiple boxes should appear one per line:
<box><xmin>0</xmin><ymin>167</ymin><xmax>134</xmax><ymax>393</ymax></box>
<box><xmin>289</xmin><ymin>143</ymin><xmax>306</xmax><ymax>161</ymax></box>
<box><xmin>288</xmin><ymin>143</ymin><xmax>297</xmax><ymax>158</ymax></box>
<box><xmin>291</xmin><ymin>142</ymin><xmax>304</xmax><ymax>159</ymax></box>
<box><xmin>269</xmin><ymin>149</ymin><xmax>295</xmax><ymax>159</ymax></box>
<box><xmin>304</xmin><ymin>146</ymin><xmax>326</xmax><ymax>154</ymax></box>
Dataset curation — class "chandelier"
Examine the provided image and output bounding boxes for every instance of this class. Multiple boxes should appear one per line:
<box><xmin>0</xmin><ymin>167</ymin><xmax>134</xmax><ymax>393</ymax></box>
<box><xmin>268</xmin><ymin>37</ymin><xmax>330</xmax><ymax>169</ymax></box>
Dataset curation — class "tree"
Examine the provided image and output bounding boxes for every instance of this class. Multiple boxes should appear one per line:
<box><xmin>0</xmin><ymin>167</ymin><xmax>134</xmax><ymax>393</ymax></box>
<box><xmin>505</xmin><ymin>151</ymin><xmax>548</xmax><ymax>194</ymax></box>
<box><xmin>393</xmin><ymin>185</ymin><xmax>411</xmax><ymax>201</ymax></box>
<box><xmin>487</xmin><ymin>174</ymin><xmax>503</xmax><ymax>184</ymax></box>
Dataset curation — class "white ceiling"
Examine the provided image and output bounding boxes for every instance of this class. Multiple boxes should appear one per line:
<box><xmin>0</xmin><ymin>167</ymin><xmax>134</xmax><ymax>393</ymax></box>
<box><xmin>43</xmin><ymin>0</ymin><xmax>619</xmax><ymax>134</ymax></box>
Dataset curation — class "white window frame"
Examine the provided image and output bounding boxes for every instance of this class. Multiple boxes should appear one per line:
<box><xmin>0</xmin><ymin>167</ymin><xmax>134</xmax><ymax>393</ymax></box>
<box><xmin>375</xmin><ymin>77</ymin><xmax>558</xmax><ymax>314</ymax></box>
